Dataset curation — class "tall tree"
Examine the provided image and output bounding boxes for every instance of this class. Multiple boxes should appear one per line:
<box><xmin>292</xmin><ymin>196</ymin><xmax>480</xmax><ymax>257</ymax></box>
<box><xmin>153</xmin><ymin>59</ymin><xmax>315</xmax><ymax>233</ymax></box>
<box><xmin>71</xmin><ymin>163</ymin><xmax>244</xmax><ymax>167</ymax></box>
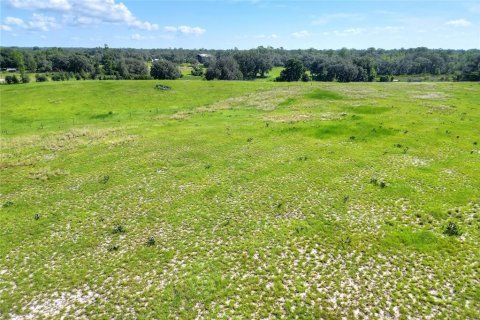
<box><xmin>276</xmin><ymin>59</ymin><xmax>305</xmax><ymax>82</ymax></box>
<box><xmin>150</xmin><ymin>60</ymin><xmax>181</xmax><ymax>80</ymax></box>
<box><xmin>206</xmin><ymin>56</ymin><xmax>243</xmax><ymax>80</ymax></box>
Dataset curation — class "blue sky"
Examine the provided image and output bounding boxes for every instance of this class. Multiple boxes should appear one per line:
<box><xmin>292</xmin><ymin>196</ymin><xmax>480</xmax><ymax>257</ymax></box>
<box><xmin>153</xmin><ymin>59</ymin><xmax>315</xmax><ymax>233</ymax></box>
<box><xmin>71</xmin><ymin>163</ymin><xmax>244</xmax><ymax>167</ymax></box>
<box><xmin>1</xmin><ymin>0</ymin><xmax>479</xmax><ymax>49</ymax></box>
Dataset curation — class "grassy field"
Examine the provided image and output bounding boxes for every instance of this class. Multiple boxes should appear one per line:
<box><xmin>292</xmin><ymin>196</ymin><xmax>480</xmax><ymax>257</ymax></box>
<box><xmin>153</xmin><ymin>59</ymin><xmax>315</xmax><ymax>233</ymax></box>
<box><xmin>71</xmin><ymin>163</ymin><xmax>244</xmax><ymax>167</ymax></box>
<box><xmin>0</xmin><ymin>80</ymin><xmax>479</xmax><ymax>319</ymax></box>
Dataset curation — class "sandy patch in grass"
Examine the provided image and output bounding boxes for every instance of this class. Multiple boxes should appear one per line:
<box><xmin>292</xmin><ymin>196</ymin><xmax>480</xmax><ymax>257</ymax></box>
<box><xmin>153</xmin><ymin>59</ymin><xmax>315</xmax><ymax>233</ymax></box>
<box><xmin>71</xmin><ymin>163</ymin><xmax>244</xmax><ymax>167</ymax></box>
<box><xmin>11</xmin><ymin>288</ymin><xmax>101</xmax><ymax>320</ymax></box>
<box><xmin>263</xmin><ymin>112</ymin><xmax>345</xmax><ymax>123</ymax></box>
<box><xmin>412</xmin><ymin>92</ymin><xmax>447</xmax><ymax>100</ymax></box>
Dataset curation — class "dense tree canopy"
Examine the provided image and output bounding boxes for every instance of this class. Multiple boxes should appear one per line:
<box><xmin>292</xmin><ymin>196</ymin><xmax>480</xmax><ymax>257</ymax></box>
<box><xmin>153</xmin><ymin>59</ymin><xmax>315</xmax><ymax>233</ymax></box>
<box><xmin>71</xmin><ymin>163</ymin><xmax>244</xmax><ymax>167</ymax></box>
<box><xmin>150</xmin><ymin>60</ymin><xmax>181</xmax><ymax>80</ymax></box>
<box><xmin>1</xmin><ymin>46</ymin><xmax>479</xmax><ymax>83</ymax></box>
<box><xmin>205</xmin><ymin>56</ymin><xmax>243</xmax><ymax>80</ymax></box>
<box><xmin>276</xmin><ymin>59</ymin><xmax>305</xmax><ymax>82</ymax></box>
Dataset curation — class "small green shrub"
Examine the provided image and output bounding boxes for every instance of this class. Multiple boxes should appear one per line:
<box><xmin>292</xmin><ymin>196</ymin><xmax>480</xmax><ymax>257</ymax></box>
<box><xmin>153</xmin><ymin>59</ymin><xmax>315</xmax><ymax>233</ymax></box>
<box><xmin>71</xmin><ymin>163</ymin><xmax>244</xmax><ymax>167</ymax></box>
<box><xmin>108</xmin><ymin>245</ymin><xmax>119</xmax><ymax>251</ymax></box>
<box><xmin>2</xmin><ymin>201</ymin><xmax>13</xmax><ymax>208</ymax></box>
<box><xmin>154</xmin><ymin>84</ymin><xmax>171</xmax><ymax>91</ymax></box>
<box><xmin>35</xmin><ymin>74</ymin><xmax>48</xmax><ymax>82</ymax></box>
<box><xmin>112</xmin><ymin>225</ymin><xmax>125</xmax><ymax>234</ymax></box>
<box><xmin>147</xmin><ymin>236</ymin><xmax>156</xmax><ymax>246</ymax></box>
<box><xmin>379</xmin><ymin>75</ymin><xmax>391</xmax><ymax>82</ymax></box>
<box><xmin>191</xmin><ymin>64</ymin><xmax>204</xmax><ymax>76</ymax></box>
<box><xmin>444</xmin><ymin>222</ymin><xmax>461</xmax><ymax>236</ymax></box>
<box><xmin>21</xmin><ymin>74</ymin><xmax>30</xmax><ymax>83</ymax></box>
<box><xmin>5</xmin><ymin>75</ymin><xmax>19</xmax><ymax>84</ymax></box>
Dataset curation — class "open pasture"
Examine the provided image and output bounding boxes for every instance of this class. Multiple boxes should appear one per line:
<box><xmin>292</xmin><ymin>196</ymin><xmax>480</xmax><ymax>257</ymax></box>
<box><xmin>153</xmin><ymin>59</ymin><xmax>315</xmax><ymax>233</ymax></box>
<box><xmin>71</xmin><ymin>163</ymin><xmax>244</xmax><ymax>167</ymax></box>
<box><xmin>0</xmin><ymin>81</ymin><xmax>479</xmax><ymax>319</ymax></box>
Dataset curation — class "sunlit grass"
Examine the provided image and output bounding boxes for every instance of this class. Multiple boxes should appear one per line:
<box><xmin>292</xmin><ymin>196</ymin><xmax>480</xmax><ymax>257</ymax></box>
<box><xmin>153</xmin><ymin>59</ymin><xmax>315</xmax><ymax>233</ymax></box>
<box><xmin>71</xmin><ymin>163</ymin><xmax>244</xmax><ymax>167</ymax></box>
<box><xmin>0</xmin><ymin>80</ymin><xmax>479</xmax><ymax>319</ymax></box>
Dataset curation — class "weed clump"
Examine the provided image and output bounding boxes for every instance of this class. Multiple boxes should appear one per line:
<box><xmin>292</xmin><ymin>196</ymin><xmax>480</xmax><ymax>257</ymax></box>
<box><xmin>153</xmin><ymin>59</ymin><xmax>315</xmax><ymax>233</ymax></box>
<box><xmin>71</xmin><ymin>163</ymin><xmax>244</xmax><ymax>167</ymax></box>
<box><xmin>108</xmin><ymin>245</ymin><xmax>119</xmax><ymax>251</ymax></box>
<box><xmin>154</xmin><ymin>84</ymin><xmax>171</xmax><ymax>91</ymax></box>
<box><xmin>2</xmin><ymin>201</ymin><xmax>13</xmax><ymax>208</ymax></box>
<box><xmin>34</xmin><ymin>213</ymin><xmax>40</xmax><ymax>220</ymax></box>
<box><xmin>444</xmin><ymin>222</ymin><xmax>461</xmax><ymax>236</ymax></box>
<box><xmin>370</xmin><ymin>177</ymin><xmax>387</xmax><ymax>188</ymax></box>
<box><xmin>101</xmin><ymin>175</ymin><xmax>110</xmax><ymax>184</ymax></box>
<box><xmin>147</xmin><ymin>236</ymin><xmax>156</xmax><ymax>246</ymax></box>
<box><xmin>112</xmin><ymin>225</ymin><xmax>126</xmax><ymax>234</ymax></box>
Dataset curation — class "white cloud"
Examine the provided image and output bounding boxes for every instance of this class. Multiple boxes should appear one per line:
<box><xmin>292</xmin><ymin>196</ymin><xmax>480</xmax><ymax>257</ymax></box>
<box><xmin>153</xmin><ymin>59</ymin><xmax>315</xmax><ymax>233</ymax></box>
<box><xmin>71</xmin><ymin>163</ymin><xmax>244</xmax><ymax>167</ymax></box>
<box><xmin>178</xmin><ymin>25</ymin><xmax>206</xmax><ymax>35</ymax></box>
<box><xmin>0</xmin><ymin>25</ymin><xmax>13</xmax><ymax>31</ymax></box>
<box><xmin>3</xmin><ymin>14</ymin><xmax>58</xmax><ymax>31</ymax></box>
<box><xmin>25</xmin><ymin>13</ymin><xmax>58</xmax><ymax>31</ymax></box>
<box><xmin>7</xmin><ymin>0</ymin><xmax>158</xmax><ymax>30</ymax></box>
<box><xmin>162</xmin><ymin>25</ymin><xmax>206</xmax><ymax>36</ymax></box>
<box><xmin>333</xmin><ymin>28</ymin><xmax>365</xmax><ymax>36</ymax></box>
<box><xmin>4</xmin><ymin>16</ymin><xmax>25</xmax><ymax>26</ymax></box>
<box><xmin>376</xmin><ymin>26</ymin><xmax>404</xmax><ymax>32</ymax></box>
<box><xmin>164</xmin><ymin>26</ymin><xmax>177</xmax><ymax>32</ymax></box>
<box><xmin>131</xmin><ymin>33</ymin><xmax>145</xmax><ymax>40</ymax></box>
<box><xmin>9</xmin><ymin>0</ymin><xmax>71</xmax><ymax>11</ymax></box>
<box><xmin>254</xmin><ymin>34</ymin><xmax>279</xmax><ymax>39</ymax></box>
<box><xmin>292</xmin><ymin>30</ymin><xmax>310</xmax><ymax>38</ymax></box>
<box><xmin>446</xmin><ymin>19</ymin><xmax>472</xmax><ymax>27</ymax></box>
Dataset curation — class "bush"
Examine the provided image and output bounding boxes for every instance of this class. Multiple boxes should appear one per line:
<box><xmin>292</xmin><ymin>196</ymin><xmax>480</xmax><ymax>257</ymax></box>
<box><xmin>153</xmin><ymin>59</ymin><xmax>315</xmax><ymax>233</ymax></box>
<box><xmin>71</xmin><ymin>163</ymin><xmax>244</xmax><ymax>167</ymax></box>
<box><xmin>112</xmin><ymin>225</ymin><xmax>126</xmax><ymax>234</ymax></box>
<box><xmin>301</xmin><ymin>73</ymin><xmax>310</xmax><ymax>82</ymax></box>
<box><xmin>444</xmin><ymin>222</ymin><xmax>461</xmax><ymax>236</ymax></box>
<box><xmin>5</xmin><ymin>75</ymin><xmax>19</xmax><ymax>84</ymax></box>
<box><xmin>205</xmin><ymin>56</ymin><xmax>243</xmax><ymax>81</ymax></box>
<box><xmin>276</xmin><ymin>59</ymin><xmax>305</xmax><ymax>82</ymax></box>
<box><xmin>51</xmin><ymin>72</ymin><xmax>71</xmax><ymax>81</ymax></box>
<box><xmin>51</xmin><ymin>72</ymin><xmax>70</xmax><ymax>81</ymax></box>
<box><xmin>379</xmin><ymin>75</ymin><xmax>391</xmax><ymax>82</ymax></box>
<box><xmin>100</xmin><ymin>175</ymin><xmax>110</xmax><ymax>183</ymax></box>
<box><xmin>154</xmin><ymin>84</ymin><xmax>171</xmax><ymax>91</ymax></box>
<box><xmin>191</xmin><ymin>64</ymin><xmax>204</xmax><ymax>76</ymax></box>
<box><xmin>21</xmin><ymin>74</ymin><xmax>30</xmax><ymax>83</ymax></box>
<box><xmin>2</xmin><ymin>201</ymin><xmax>13</xmax><ymax>208</ymax></box>
<box><xmin>147</xmin><ymin>236</ymin><xmax>156</xmax><ymax>246</ymax></box>
<box><xmin>108</xmin><ymin>245</ymin><xmax>119</xmax><ymax>251</ymax></box>
<box><xmin>35</xmin><ymin>74</ymin><xmax>48</xmax><ymax>82</ymax></box>
<box><xmin>150</xmin><ymin>60</ymin><xmax>181</xmax><ymax>80</ymax></box>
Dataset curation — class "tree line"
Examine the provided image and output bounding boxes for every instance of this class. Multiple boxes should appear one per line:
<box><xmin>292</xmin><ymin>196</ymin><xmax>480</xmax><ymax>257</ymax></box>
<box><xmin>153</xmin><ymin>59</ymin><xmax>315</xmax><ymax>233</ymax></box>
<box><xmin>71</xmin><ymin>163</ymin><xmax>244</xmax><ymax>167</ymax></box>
<box><xmin>1</xmin><ymin>45</ymin><xmax>479</xmax><ymax>83</ymax></box>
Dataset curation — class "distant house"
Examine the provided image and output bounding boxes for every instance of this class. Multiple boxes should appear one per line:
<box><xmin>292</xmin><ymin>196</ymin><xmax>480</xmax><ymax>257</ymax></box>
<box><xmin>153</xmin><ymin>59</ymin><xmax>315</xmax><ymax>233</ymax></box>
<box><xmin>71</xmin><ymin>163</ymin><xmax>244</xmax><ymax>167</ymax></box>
<box><xmin>196</xmin><ymin>53</ymin><xmax>212</xmax><ymax>64</ymax></box>
<box><xmin>5</xmin><ymin>68</ymin><xmax>17</xmax><ymax>72</ymax></box>
<box><xmin>151</xmin><ymin>58</ymin><xmax>160</xmax><ymax>63</ymax></box>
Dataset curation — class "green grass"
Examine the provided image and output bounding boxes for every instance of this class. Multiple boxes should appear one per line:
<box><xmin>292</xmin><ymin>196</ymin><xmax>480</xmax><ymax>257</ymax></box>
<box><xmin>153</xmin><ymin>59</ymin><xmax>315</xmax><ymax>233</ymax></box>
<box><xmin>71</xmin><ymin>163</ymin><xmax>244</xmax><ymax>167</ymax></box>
<box><xmin>306</xmin><ymin>88</ymin><xmax>343</xmax><ymax>100</ymax></box>
<box><xmin>0</xmin><ymin>80</ymin><xmax>479</xmax><ymax>319</ymax></box>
